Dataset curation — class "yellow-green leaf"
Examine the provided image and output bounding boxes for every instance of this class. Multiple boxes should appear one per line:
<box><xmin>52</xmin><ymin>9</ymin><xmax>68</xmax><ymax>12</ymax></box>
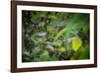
<box><xmin>40</xmin><ymin>51</ymin><xmax>49</xmax><ymax>61</ymax></box>
<box><xmin>58</xmin><ymin>47</ymin><xmax>66</xmax><ymax>53</ymax></box>
<box><xmin>52</xmin><ymin>40</ymin><xmax>62</xmax><ymax>47</ymax></box>
<box><xmin>72</xmin><ymin>37</ymin><xmax>82</xmax><ymax>52</ymax></box>
<box><xmin>39</xmin><ymin>22</ymin><xmax>45</xmax><ymax>27</ymax></box>
<box><xmin>55</xmin><ymin>28</ymin><xmax>67</xmax><ymax>40</ymax></box>
<box><xmin>47</xmin><ymin>26</ymin><xmax>54</xmax><ymax>32</ymax></box>
<box><xmin>48</xmin><ymin>15</ymin><xmax>57</xmax><ymax>19</ymax></box>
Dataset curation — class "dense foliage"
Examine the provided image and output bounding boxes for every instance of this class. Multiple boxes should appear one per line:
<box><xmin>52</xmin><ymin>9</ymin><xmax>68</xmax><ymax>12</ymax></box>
<box><xmin>22</xmin><ymin>10</ymin><xmax>90</xmax><ymax>62</ymax></box>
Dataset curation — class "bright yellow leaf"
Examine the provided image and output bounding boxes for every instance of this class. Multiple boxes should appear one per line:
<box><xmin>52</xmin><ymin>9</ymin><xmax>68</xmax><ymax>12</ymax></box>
<box><xmin>72</xmin><ymin>37</ymin><xmax>82</xmax><ymax>52</ymax></box>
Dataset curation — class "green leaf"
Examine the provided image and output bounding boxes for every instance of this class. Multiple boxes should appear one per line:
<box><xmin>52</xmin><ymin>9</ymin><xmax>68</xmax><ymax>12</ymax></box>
<box><xmin>52</xmin><ymin>40</ymin><xmax>62</xmax><ymax>47</ymax></box>
<box><xmin>55</xmin><ymin>28</ymin><xmax>67</xmax><ymax>40</ymax></box>
<box><xmin>78</xmin><ymin>45</ymin><xmax>90</xmax><ymax>59</ymax></box>
<box><xmin>48</xmin><ymin>15</ymin><xmax>57</xmax><ymax>19</ymax></box>
<box><xmin>40</xmin><ymin>51</ymin><xmax>49</xmax><ymax>61</ymax></box>
<box><xmin>39</xmin><ymin>22</ymin><xmax>45</xmax><ymax>27</ymax></box>
<box><xmin>58</xmin><ymin>47</ymin><xmax>66</xmax><ymax>53</ymax></box>
<box><xmin>72</xmin><ymin>37</ymin><xmax>82</xmax><ymax>52</ymax></box>
<box><xmin>49</xmin><ymin>55</ymin><xmax>58</xmax><ymax>61</ymax></box>
<box><xmin>47</xmin><ymin>26</ymin><xmax>54</xmax><ymax>33</ymax></box>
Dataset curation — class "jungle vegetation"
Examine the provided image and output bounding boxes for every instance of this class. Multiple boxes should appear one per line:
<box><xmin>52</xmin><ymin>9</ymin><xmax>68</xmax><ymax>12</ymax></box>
<box><xmin>22</xmin><ymin>10</ymin><xmax>90</xmax><ymax>62</ymax></box>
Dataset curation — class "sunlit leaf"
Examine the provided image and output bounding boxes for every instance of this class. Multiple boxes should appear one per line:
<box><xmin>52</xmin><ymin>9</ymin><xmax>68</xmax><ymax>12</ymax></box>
<box><xmin>72</xmin><ymin>37</ymin><xmax>82</xmax><ymax>52</ymax></box>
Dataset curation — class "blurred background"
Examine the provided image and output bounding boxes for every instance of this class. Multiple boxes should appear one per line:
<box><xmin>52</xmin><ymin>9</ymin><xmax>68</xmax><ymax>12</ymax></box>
<box><xmin>22</xmin><ymin>11</ymin><xmax>90</xmax><ymax>62</ymax></box>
